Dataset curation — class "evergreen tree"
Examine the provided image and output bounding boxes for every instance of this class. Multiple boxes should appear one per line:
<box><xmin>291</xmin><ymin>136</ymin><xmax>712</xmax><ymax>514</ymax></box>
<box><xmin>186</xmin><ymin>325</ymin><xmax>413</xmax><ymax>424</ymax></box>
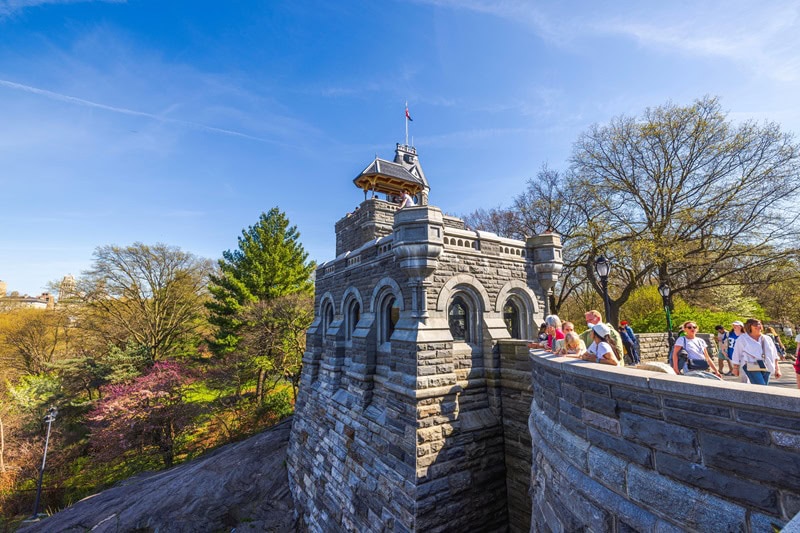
<box><xmin>207</xmin><ymin>208</ymin><xmax>315</xmax><ymax>356</ymax></box>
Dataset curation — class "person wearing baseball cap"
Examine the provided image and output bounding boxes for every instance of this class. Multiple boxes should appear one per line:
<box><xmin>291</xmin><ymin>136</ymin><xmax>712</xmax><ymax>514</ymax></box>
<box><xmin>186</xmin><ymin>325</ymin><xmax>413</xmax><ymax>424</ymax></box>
<box><xmin>618</xmin><ymin>320</ymin><xmax>640</xmax><ymax>365</ymax></box>
<box><xmin>580</xmin><ymin>310</ymin><xmax>625</xmax><ymax>366</ymax></box>
<box><xmin>727</xmin><ymin>321</ymin><xmax>746</xmax><ymax>382</ymax></box>
<box><xmin>582</xmin><ymin>322</ymin><xmax>621</xmax><ymax>365</ymax></box>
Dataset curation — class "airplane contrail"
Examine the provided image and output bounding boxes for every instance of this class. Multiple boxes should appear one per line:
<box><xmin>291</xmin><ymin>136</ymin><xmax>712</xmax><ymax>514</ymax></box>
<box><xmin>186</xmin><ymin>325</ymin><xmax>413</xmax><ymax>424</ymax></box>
<box><xmin>0</xmin><ymin>78</ymin><xmax>285</xmax><ymax>145</ymax></box>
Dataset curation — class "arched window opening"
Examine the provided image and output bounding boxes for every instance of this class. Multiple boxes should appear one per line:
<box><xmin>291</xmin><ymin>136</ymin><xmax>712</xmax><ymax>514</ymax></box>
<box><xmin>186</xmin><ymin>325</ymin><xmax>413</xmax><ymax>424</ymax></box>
<box><xmin>380</xmin><ymin>295</ymin><xmax>400</xmax><ymax>344</ymax></box>
<box><xmin>322</xmin><ymin>302</ymin><xmax>334</xmax><ymax>339</ymax></box>
<box><xmin>504</xmin><ymin>300</ymin><xmax>521</xmax><ymax>339</ymax></box>
<box><xmin>346</xmin><ymin>300</ymin><xmax>360</xmax><ymax>341</ymax></box>
<box><xmin>449</xmin><ymin>296</ymin><xmax>470</xmax><ymax>343</ymax></box>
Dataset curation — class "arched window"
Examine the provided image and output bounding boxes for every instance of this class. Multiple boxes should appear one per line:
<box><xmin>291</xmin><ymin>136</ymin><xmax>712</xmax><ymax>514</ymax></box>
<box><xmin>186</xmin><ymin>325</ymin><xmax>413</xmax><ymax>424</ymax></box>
<box><xmin>504</xmin><ymin>300</ymin><xmax>521</xmax><ymax>339</ymax></box>
<box><xmin>449</xmin><ymin>296</ymin><xmax>470</xmax><ymax>343</ymax></box>
<box><xmin>380</xmin><ymin>295</ymin><xmax>400</xmax><ymax>345</ymax></box>
<box><xmin>322</xmin><ymin>301</ymin><xmax>334</xmax><ymax>339</ymax></box>
<box><xmin>346</xmin><ymin>299</ymin><xmax>360</xmax><ymax>341</ymax></box>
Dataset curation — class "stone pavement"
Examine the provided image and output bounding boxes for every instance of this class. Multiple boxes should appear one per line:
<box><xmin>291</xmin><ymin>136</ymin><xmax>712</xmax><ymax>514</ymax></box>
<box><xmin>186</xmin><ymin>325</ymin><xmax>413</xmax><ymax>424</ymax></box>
<box><xmin>718</xmin><ymin>360</ymin><xmax>798</xmax><ymax>390</ymax></box>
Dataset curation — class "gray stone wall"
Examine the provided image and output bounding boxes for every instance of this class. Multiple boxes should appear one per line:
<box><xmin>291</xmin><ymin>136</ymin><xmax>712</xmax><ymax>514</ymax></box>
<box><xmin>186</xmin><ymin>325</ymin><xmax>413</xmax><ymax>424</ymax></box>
<box><xmin>288</xmin><ymin>201</ymin><xmax>560</xmax><ymax>532</ymax></box>
<box><xmin>497</xmin><ymin>340</ymin><xmax>535</xmax><ymax>532</ymax></box>
<box><xmin>335</xmin><ymin>199</ymin><xmax>398</xmax><ymax>257</ymax></box>
<box><xmin>528</xmin><ymin>352</ymin><xmax>800</xmax><ymax>532</ymax></box>
<box><xmin>636</xmin><ymin>332</ymin><xmax>717</xmax><ymax>362</ymax></box>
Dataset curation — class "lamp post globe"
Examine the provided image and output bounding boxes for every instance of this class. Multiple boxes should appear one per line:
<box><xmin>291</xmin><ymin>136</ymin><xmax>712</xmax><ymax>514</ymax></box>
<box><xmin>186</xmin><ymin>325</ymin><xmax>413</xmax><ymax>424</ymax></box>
<box><xmin>594</xmin><ymin>255</ymin><xmax>612</xmax><ymax>322</ymax></box>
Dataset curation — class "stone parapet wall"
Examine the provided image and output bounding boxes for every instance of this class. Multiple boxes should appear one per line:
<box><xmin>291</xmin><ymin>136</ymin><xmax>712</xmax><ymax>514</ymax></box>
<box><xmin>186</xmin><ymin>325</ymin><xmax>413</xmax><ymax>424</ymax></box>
<box><xmin>335</xmin><ymin>199</ymin><xmax>398</xmax><ymax>256</ymax></box>
<box><xmin>528</xmin><ymin>352</ymin><xmax>800</xmax><ymax>532</ymax></box>
<box><xmin>636</xmin><ymin>332</ymin><xmax>716</xmax><ymax>362</ymax></box>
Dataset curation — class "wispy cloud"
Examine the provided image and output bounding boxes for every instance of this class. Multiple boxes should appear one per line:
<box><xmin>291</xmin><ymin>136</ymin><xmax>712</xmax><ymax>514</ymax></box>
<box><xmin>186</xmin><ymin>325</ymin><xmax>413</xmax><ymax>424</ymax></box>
<box><xmin>0</xmin><ymin>0</ymin><xmax>124</xmax><ymax>19</ymax></box>
<box><xmin>0</xmin><ymin>78</ymin><xmax>290</xmax><ymax>145</ymax></box>
<box><xmin>414</xmin><ymin>0</ymin><xmax>800</xmax><ymax>82</ymax></box>
<box><xmin>597</xmin><ymin>2</ymin><xmax>800</xmax><ymax>81</ymax></box>
<box><xmin>421</xmin><ymin>126</ymin><xmax>537</xmax><ymax>147</ymax></box>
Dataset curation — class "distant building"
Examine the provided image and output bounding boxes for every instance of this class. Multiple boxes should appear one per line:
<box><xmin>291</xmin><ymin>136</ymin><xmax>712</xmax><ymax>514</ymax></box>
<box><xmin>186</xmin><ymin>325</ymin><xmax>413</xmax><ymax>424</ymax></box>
<box><xmin>0</xmin><ymin>292</ymin><xmax>55</xmax><ymax>310</ymax></box>
<box><xmin>0</xmin><ymin>278</ymin><xmax>57</xmax><ymax>310</ymax></box>
<box><xmin>58</xmin><ymin>274</ymin><xmax>79</xmax><ymax>303</ymax></box>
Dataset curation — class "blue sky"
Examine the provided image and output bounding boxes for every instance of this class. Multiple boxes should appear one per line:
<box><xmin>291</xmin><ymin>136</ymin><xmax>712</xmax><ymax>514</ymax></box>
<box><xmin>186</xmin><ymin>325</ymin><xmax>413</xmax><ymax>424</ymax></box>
<box><xmin>2</xmin><ymin>0</ymin><xmax>800</xmax><ymax>296</ymax></box>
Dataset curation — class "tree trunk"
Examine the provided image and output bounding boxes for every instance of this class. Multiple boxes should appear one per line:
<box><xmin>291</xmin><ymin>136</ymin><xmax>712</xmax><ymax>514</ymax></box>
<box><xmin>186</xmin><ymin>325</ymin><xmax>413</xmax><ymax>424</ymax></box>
<box><xmin>256</xmin><ymin>367</ymin><xmax>266</xmax><ymax>404</ymax></box>
<box><xmin>607</xmin><ymin>303</ymin><xmax>621</xmax><ymax>332</ymax></box>
<box><xmin>0</xmin><ymin>415</ymin><xmax>5</xmax><ymax>473</ymax></box>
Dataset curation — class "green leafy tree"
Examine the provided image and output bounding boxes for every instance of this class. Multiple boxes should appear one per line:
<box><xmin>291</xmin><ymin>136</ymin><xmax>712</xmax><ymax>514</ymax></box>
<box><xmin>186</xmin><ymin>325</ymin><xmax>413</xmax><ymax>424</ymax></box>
<box><xmin>79</xmin><ymin>243</ymin><xmax>213</xmax><ymax>362</ymax></box>
<box><xmin>239</xmin><ymin>293</ymin><xmax>313</xmax><ymax>403</ymax></box>
<box><xmin>207</xmin><ymin>208</ymin><xmax>315</xmax><ymax>356</ymax></box>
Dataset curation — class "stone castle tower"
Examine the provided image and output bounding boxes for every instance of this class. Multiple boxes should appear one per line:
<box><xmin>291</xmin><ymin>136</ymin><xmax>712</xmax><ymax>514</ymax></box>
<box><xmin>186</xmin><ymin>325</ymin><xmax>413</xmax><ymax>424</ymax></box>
<box><xmin>287</xmin><ymin>144</ymin><xmax>562</xmax><ymax>531</ymax></box>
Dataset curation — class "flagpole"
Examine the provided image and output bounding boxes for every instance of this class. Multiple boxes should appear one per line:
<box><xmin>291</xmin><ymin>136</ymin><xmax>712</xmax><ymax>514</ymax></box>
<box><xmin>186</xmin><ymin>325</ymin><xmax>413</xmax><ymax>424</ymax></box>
<box><xmin>405</xmin><ymin>101</ymin><xmax>409</xmax><ymax>146</ymax></box>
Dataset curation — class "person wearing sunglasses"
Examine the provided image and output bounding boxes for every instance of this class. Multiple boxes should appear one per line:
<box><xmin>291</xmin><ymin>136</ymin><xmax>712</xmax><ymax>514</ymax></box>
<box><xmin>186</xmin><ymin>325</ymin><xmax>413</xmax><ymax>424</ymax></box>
<box><xmin>731</xmin><ymin>319</ymin><xmax>782</xmax><ymax>386</ymax></box>
<box><xmin>671</xmin><ymin>322</ymin><xmax>721</xmax><ymax>377</ymax></box>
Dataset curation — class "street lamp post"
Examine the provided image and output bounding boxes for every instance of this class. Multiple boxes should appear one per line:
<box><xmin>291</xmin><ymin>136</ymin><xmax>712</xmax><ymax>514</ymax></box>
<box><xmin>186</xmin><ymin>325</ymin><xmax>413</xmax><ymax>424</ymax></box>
<box><xmin>31</xmin><ymin>406</ymin><xmax>57</xmax><ymax>519</ymax></box>
<box><xmin>594</xmin><ymin>255</ymin><xmax>612</xmax><ymax>322</ymax></box>
<box><xmin>658</xmin><ymin>282</ymin><xmax>674</xmax><ymax>362</ymax></box>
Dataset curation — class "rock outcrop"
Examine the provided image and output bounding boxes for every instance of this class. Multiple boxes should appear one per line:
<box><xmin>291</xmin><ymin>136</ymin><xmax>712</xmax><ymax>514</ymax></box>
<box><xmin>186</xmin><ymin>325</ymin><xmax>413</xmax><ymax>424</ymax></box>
<box><xmin>19</xmin><ymin>418</ymin><xmax>296</xmax><ymax>533</ymax></box>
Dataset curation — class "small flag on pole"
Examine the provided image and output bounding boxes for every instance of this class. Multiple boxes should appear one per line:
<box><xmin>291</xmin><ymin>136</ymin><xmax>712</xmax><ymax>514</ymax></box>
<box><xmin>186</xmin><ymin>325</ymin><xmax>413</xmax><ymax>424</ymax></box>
<box><xmin>405</xmin><ymin>105</ymin><xmax>413</xmax><ymax>121</ymax></box>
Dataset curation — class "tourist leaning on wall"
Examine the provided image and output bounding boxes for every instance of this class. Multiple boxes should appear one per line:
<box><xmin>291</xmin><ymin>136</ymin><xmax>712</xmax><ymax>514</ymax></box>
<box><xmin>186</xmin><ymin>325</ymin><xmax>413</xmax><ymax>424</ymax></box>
<box><xmin>671</xmin><ymin>321</ymin><xmax>722</xmax><ymax>378</ymax></box>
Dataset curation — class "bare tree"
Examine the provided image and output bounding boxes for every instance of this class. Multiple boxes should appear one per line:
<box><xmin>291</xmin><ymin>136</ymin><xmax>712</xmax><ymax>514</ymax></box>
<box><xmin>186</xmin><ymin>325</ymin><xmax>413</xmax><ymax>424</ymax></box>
<box><xmin>464</xmin><ymin>165</ymin><xmax>587</xmax><ymax>314</ymax></box>
<box><xmin>568</xmin><ymin>96</ymin><xmax>800</xmax><ymax>325</ymax></box>
<box><xmin>462</xmin><ymin>206</ymin><xmax>524</xmax><ymax>239</ymax></box>
<box><xmin>79</xmin><ymin>243</ymin><xmax>213</xmax><ymax>362</ymax></box>
<box><xmin>0</xmin><ymin>308</ymin><xmax>71</xmax><ymax>376</ymax></box>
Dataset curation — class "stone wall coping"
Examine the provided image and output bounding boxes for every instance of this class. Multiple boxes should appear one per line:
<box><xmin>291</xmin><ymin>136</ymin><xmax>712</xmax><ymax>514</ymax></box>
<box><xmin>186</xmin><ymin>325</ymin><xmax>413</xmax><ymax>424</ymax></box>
<box><xmin>443</xmin><ymin>227</ymin><xmax>481</xmax><ymax>239</ymax></box>
<box><xmin>393</xmin><ymin>204</ymin><xmax>444</xmax><ymax>225</ymax></box>
<box><xmin>319</xmin><ymin>234</ymin><xmax>394</xmax><ymax>269</ymax></box>
<box><xmin>530</xmin><ymin>351</ymin><xmax>800</xmax><ymax>412</ymax></box>
<box><xmin>442</xmin><ymin>227</ymin><xmax>527</xmax><ymax>247</ymax></box>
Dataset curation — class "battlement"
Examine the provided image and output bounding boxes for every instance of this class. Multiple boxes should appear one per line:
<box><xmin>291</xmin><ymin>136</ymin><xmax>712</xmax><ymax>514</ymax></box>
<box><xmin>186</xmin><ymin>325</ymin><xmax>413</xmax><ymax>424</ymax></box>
<box><xmin>334</xmin><ymin>198</ymin><xmax>399</xmax><ymax>256</ymax></box>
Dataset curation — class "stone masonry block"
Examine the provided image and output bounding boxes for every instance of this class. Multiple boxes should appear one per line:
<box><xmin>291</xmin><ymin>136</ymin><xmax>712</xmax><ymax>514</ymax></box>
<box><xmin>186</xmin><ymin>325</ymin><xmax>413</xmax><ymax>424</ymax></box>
<box><xmin>772</xmin><ymin>430</ymin><xmax>800</xmax><ymax>450</ymax></box>
<box><xmin>735</xmin><ymin>409</ymin><xmax>800</xmax><ymax>432</ymax></box>
<box><xmin>749</xmin><ymin>512</ymin><xmax>786</xmax><ymax>533</ymax></box>
<box><xmin>627</xmin><ymin>464</ymin><xmax>746</xmax><ymax>532</ymax></box>
<box><xmin>582</xmin><ymin>391</ymin><xmax>618</xmax><ymax>417</ymax></box>
<box><xmin>582</xmin><ymin>409</ymin><xmax>621</xmax><ymax>435</ymax></box>
<box><xmin>560</xmin><ymin>382</ymin><xmax>583</xmax><ymax>405</ymax></box>
<box><xmin>559</xmin><ymin>397</ymin><xmax>581</xmax><ymax>419</ymax></box>
<box><xmin>700</xmin><ymin>432</ymin><xmax>800</xmax><ymax>491</ymax></box>
<box><xmin>654</xmin><ymin>451</ymin><xmax>779</xmax><ymax>514</ymax></box>
<box><xmin>784</xmin><ymin>492</ymin><xmax>800</xmax><ymax>518</ymax></box>
<box><xmin>417</xmin><ymin>427</ymin><xmax>441</xmax><ymax>444</ymax></box>
<box><xmin>663</xmin><ymin>397</ymin><xmax>731</xmax><ymax>418</ymax></box>
<box><xmin>663</xmin><ymin>409</ymin><xmax>770</xmax><ymax>445</ymax></box>
<box><xmin>611</xmin><ymin>386</ymin><xmax>661</xmax><ymax>408</ymax></box>
<box><xmin>586</xmin><ymin>427</ymin><xmax>652</xmax><ymax>468</ymax></box>
<box><xmin>558</xmin><ymin>411</ymin><xmax>588</xmax><ymax>439</ymax></box>
<box><xmin>620</xmin><ymin>412</ymin><xmax>699</xmax><ymax>461</ymax></box>
<box><xmin>588</xmin><ymin>446</ymin><xmax>627</xmax><ymax>495</ymax></box>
